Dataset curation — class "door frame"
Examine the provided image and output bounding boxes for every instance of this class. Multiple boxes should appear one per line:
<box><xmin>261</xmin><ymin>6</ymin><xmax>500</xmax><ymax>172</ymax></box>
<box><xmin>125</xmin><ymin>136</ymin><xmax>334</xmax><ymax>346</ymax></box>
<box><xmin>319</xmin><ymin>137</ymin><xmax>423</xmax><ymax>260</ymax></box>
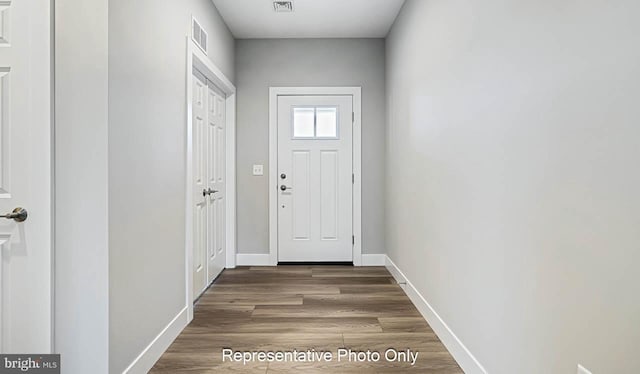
<box><xmin>268</xmin><ymin>87</ymin><xmax>362</xmax><ymax>266</ymax></box>
<box><xmin>185</xmin><ymin>37</ymin><xmax>236</xmax><ymax>320</ymax></box>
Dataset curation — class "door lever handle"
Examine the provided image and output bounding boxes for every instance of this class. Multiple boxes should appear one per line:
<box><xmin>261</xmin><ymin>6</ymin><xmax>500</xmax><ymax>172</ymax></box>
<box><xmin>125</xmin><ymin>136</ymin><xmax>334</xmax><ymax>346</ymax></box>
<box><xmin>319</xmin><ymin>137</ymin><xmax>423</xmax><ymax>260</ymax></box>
<box><xmin>203</xmin><ymin>188</ymin><xmax>219</xmax><ymax>197</ymax></box>
<box><xmin>1</xmin><ymin>207</ymin><xmax>28</xmax><ymax>222</ymax></box>
<box><xmin>280</xmin><ymin>185</ymin><xmax>292</xmax><ymax>191</ymax></box>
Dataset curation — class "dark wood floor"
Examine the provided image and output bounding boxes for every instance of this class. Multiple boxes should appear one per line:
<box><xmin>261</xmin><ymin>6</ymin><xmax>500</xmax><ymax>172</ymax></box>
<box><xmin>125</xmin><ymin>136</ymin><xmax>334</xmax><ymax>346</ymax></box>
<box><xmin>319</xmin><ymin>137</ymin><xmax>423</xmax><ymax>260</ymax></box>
<box><xmin>151</xmin><ymin>266</ymin><xmax>462</xmax><ymax>373</ymax></box>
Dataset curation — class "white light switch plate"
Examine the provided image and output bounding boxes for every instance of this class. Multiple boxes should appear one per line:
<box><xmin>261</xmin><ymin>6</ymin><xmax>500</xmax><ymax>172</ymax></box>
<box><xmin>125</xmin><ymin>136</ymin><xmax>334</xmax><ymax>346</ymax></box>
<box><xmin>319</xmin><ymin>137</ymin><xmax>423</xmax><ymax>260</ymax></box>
<box><xmin>252</xmin><ymin>164</ymin><xmax>264</xmax><ymax>176</ymax></box>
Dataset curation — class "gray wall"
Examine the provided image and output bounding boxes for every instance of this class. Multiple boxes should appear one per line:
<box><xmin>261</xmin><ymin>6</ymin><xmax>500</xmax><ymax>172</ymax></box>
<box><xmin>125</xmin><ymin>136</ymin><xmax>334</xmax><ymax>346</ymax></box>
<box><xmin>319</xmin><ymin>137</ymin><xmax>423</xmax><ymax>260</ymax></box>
<box><xmin>108</xmin><ymin>1</ymin><xmax>234</xmax><ymax>372</ymax></box>
<box><xmin>386</xmin><ymin>0</ymin><xmax>640</xmax><ymax>373</ymax></box>
<box><xmin>55</xmin><ymin>0</ymin><xmax>110</xmax><ymax>372</ymax></box>
<box><xmin>236</xmin><ymin>39</ymin><xmax>386</xmax><ymax>255</ymax></box>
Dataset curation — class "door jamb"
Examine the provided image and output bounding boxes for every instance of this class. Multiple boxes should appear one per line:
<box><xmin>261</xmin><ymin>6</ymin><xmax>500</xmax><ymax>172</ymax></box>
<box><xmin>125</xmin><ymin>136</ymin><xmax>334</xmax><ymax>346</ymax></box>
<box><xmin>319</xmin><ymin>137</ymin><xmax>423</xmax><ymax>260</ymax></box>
<box><xmin>185</xmin><ymin>38</ymin><xmax>236</xmax><ymax>321</ymax></box>
<box><xmin>268</xmin><ymin>87</ymin><xmax>362</xmax><ymax>266</ymax></box>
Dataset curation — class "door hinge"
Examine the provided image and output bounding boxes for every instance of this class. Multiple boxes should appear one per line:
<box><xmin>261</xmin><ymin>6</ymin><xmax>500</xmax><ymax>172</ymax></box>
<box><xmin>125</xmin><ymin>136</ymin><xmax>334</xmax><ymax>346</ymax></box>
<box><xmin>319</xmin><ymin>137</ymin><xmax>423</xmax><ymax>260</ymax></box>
<box><xmin>352</xmin><ymin>112</ymin><xmax>355</xmax><ymax>123</ymax></box>
<box><xmin>352</xmin><ymin>174</ymin><xmax>355</xmax><ymax>184</ymax></box>
<box><xmin>352</xmin><ymin>235</ymin><xmax>355</xmax><ymax>245</ymax></box>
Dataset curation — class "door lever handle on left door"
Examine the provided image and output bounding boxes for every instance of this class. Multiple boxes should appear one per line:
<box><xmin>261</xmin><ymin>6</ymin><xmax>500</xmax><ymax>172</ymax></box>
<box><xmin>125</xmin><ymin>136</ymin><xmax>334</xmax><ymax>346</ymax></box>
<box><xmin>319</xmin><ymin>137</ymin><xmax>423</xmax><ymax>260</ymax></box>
<box><xmin>1</xmin><ymin>207</ymin><xmax>28</xmax><ymax>222</ymax></box>
<box><xmin>203</xmin><ymin>188</ymin><xmax>219</xmax><ymax>197</ymax></box>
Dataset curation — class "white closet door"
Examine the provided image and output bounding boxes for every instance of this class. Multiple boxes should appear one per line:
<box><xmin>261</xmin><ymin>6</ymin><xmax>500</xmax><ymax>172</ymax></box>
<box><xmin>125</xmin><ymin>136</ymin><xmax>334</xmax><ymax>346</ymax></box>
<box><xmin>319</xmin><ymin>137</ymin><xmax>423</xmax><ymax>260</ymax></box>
<box><xmin>193</xmin><ymin>71</ymin><xmax>227</xmax><ymax>300</ymax></box>
<box><xmin>206</xmin><ymin>84</ymin><xmax>225</xmax><ymax>283</ymax></box>
<box><xmin>0</xmin><ymin>1</ymin><xmax>53</xmax><ymax>352</ymax></box>
<box><xmin>192</xmin><ymin>73</ymin><xmax>207</xmax><ymax>300</ymax></box>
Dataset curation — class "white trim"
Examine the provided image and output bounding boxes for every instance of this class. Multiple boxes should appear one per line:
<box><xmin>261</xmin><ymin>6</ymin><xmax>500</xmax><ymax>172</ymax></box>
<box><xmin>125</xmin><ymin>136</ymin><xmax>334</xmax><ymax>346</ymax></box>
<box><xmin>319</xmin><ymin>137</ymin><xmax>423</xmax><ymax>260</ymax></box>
<box><xmin>361</xmin><ymin>254</ymin><xmax>386</xmax><ymax>266</ymax></box>
<box><xmin>352</xmin><ymin>90</ymin><xmax>362</xmax><ymax>266</ymax></box>
<box><xmin>384</xmin><ymin>256</ymin><xmax>487</xmax><ymax>374</ymax></box>
<box><xmin>268</xmin><ymin>87</ymin><xmax>362</xmax><ymax>266</ymax></box>
<box><xmin>122</xmin><ymin>306</ymin><xmax>189</xmax><ymax>374</ymax></box>
<box><xmin>185</xmin><ymin>37</ymin><xmax>236</xmax><ymax>323</ymax></box>
<box><xmin>236</xmin><ymin>253</ymin><xmax>272</xmax><ymax>266</ymax></box>
<box><xmin>268</xmin><ymin>90</ymin><xmax>278</xmax><ymax>265</ymax></box>
<box><xmin>225</xmin><ymin>94</ymin><xmax>237</xmax><ymax>270</ymax></box>
<box><xmin>0</xmin><ymin>235</ymin><xmax>10</xmax><ymax>352</ymax></box>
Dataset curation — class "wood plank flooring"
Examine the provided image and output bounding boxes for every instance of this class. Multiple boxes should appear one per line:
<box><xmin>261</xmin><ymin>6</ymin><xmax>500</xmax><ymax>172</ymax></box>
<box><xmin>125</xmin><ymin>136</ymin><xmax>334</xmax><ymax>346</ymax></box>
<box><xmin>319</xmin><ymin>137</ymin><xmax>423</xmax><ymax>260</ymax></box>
<box><xmin>150</xmin><ymin>266</ymin><xmax>462</xmax><ymax>373</ymax></box>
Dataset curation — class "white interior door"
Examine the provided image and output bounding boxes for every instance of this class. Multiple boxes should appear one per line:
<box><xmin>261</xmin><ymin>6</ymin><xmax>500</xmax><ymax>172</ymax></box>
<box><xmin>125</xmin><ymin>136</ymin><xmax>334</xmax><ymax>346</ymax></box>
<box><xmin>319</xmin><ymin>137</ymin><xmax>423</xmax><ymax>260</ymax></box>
<box><xmin>0</xmin><ymin>1</ymin><xmax>52</xmax><ymax>352</ymax></box>
<box><xmin>192</xmin><ymin>70</ymin><xmax>225</xmax><ymax>301</ymax></box>
<box><xmin>277</xmin><ymin>95</ymin><xmax>353</xmax><ymax>262</ymax></box>
<box><xmin>206</xmin><ymin>84</ymin><xmax>225</xmax><ymax>284</ymax></box>
<box><xmin>192</xmin><ymin>72</ymin><xmax>207</xmax><ymax>299</ymax></box>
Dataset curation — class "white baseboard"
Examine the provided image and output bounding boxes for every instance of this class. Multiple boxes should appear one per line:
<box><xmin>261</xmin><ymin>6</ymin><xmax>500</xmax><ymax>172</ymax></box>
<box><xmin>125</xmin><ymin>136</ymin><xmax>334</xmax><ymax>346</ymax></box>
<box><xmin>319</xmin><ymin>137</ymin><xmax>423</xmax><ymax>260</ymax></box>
<box><xmin>236</xmin><ymin>253</ymin><xmax>272</xmax><ymax>266</ymax></box>
<box><xmin>384</xmin><ymin>256</ymin><xmax>487</xmax><ymax>374</ymax></box>
<box><xmin>123</xmin><ymin>306</ymin><xmax>188</xmax><ymax>374</ymax></box>
<box><xmin>361</xmin><ymin>253</ymin><xmax>386</xmax><ymax>266</ymax></box>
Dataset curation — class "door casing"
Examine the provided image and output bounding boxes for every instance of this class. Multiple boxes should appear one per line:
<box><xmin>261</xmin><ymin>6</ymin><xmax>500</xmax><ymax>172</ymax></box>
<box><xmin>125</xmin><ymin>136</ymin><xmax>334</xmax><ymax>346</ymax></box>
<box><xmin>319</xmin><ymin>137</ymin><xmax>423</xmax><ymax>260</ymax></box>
<box><xmin>268</xmin><ymin>87</ymin><xmax>362</xmax><ymax>266</ymax></box>
<box><xmin>185</xmin><ymin>38</ymin><xmax>236</xmax><ymax>321</ymax></box>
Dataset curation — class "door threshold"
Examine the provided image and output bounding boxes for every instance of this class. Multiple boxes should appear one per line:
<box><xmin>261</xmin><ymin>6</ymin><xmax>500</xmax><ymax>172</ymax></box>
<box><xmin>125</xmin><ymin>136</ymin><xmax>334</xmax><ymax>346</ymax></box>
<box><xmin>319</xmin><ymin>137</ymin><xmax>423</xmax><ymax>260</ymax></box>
<box><xmin>278</xmin><ymin>262</ymin><xmax>353</xmax><ymax>266</ymax></box>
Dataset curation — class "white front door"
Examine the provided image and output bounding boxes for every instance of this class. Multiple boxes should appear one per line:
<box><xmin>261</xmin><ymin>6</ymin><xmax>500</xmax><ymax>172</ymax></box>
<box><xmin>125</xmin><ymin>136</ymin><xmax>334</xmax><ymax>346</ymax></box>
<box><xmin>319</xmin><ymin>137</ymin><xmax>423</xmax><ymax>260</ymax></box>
<box><xmin>277</xmin><ymin>96</ymin><xmax>353</xmax><ymax>262</ymax></box>
<box><xmin>192</xmin><ymin>70</ymin><xmax>225</xmax><ymax>301</ymax></box>
<box><xmin>0</xmin><ymin>1</ymin><xmax>52</xmax><ymax>352</ymax></box>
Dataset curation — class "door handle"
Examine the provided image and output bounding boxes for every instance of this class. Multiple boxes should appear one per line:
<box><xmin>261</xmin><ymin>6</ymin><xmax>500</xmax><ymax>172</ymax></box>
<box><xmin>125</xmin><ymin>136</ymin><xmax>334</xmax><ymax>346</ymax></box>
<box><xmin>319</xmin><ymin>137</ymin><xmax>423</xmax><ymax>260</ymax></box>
<box><xmin>203</xmin><ymin>188</ymin><xmax>219</xmax><ymax>197</ymax></box>
<box><xmin>1</xmin><ymin>207</ymin><xmax>28</xmax><ymax>222</ymax></box>
<box><xmin>280</xmin><ymin>185</ymin><xmax>292</xmax><ymax>191</ymax></box>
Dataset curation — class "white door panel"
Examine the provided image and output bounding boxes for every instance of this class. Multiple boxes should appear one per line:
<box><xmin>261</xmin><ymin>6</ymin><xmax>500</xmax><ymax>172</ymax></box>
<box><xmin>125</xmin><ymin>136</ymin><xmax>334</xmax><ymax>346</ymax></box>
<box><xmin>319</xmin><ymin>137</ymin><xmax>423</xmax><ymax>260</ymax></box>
<box><xmin>206</xmin><ymin>84</ymin><xmax>225</xmax><ymax>284</ymax></box>
<box><xmin>192</xmin><ymin>74</ymin><xmax>207</xmax><ymax>300</ymax></box>
<box><xmin>320</xmin><ymin>150</ymin><xmax>339</xmax><ymax>240</ymax></box>
<box><xmin>0</xmin><ymin>1</ymin><xmax>52</xmax><ymax>352</ymax></box>
<box><xmin>278</xmin><ymin>96</ymin><xmax>352</xmax><ymax>262</ymax></box>
<box><xmin>192</xmin><ymin>72</ymin><xmax>225</xmax><ymax>301</ymax></box>
<box><xmin>291</xmin><ymin>151</ymin><xmax>310</xmax><ymax>240</ymax></box>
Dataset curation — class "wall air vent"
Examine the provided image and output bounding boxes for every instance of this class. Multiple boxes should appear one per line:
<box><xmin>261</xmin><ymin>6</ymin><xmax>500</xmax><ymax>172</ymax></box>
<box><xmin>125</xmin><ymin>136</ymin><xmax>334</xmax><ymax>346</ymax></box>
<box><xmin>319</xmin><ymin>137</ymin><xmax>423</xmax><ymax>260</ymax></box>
<box><xmin>273</xmin><ymin>1</ymin><xmax>294</xmax><ymax>12</ymax></box>
<box><xmin>191</xmin><ymin>16</ymin><xmax>208</xmax><ymax>55</ymax></box>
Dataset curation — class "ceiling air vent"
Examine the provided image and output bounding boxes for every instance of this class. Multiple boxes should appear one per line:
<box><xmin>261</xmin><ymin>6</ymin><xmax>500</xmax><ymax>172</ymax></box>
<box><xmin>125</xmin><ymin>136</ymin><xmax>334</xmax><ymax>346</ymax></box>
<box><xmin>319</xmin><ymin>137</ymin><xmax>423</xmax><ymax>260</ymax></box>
<box><xmin>191</xmin><ymin>16</ymin><xmax>208</xmax><ymax>55</ymax></box>
<box><xmin>273</xmin><ymin>1</ymin><xmax>294</xmax><ymax>12</ymax></box>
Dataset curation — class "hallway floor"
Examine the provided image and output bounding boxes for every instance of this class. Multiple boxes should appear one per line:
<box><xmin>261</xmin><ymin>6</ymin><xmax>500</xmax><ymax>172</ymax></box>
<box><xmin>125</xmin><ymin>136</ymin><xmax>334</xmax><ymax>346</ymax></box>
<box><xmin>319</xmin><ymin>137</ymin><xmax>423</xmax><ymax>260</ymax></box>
<box><xmin>151</xmin><ymin>266</ymin><xmax>462</xmax><ymax>373</ymax></box>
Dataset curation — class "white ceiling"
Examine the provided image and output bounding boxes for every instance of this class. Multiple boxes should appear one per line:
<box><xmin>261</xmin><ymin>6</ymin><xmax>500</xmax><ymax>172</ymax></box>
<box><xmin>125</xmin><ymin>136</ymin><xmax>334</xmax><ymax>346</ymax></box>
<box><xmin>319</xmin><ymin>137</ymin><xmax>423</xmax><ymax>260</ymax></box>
<box><xmin>211</xmin><ymin>0</ymin><xmax>406</xmax><ymax>39</ymax></box>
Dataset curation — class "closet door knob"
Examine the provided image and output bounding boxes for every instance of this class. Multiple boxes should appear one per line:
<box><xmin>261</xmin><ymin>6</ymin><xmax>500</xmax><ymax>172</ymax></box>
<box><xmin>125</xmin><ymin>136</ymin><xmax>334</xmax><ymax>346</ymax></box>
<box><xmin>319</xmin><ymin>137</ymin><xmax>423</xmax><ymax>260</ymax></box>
<box><xmin>1</xmin><ymin>207</ymin><xmax>28</xmax><ymax>222</ymax></box>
